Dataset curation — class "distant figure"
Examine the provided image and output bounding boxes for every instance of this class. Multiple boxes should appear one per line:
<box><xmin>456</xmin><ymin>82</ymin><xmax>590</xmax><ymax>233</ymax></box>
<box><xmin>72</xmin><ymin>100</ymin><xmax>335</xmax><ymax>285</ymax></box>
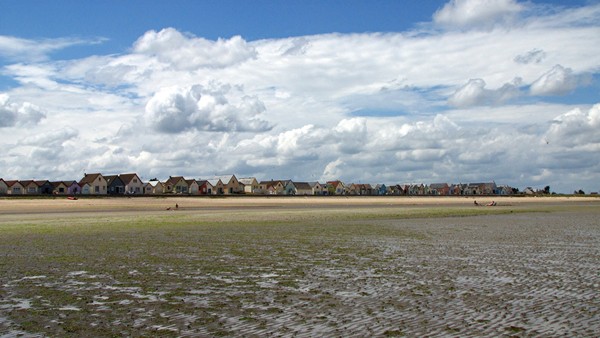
<box><xmin>487</xmin><ymin>201</ymin><xmax>497</xmax><ymax>206</ymax></box>
<box><xmin>175</xmin><ymin>203</ymin><xmax>179</xmax><ymax>210</ymax></box>
<box><xmin>166</xmin><ymin>207</ymin><xmax>171</xmax><ymax>210</ymax></box>
<box><xmin>474</xmin><ymin>200</ymin><xmax>479</xmax><ymax>206</ymax></box>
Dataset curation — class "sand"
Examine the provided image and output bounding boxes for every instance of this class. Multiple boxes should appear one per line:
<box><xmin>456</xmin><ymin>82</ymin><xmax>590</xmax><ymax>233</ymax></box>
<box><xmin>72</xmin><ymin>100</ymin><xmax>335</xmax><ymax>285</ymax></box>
<box><xmin>0</xmin><ymin>195</ymin><xmax>596</xmax><ymax>215</ymax></box>
<box><xmin>0</xmin><ymin>196</ymin><xmax>598</xmax><ymax>337</ymax></box>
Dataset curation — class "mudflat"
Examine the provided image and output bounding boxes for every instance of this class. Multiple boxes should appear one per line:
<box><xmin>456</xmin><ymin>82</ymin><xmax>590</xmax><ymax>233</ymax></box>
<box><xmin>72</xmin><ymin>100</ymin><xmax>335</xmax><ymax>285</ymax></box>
<box><xmin>0</xmin><ymin>196</ymin><xmax>598</xmax><ymax>336</ymax></box>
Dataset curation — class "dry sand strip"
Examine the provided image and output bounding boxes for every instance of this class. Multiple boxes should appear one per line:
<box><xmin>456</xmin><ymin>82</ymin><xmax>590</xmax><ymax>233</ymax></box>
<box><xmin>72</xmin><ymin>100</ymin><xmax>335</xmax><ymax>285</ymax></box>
<box><xmin>0</xmin><ymin>196</ymin><xmax>598</xmax><ymax>216</ymax></box>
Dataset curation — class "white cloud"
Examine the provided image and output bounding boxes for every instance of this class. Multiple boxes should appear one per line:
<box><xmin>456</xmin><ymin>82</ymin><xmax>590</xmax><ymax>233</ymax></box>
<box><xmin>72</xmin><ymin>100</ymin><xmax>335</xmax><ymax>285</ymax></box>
<box><xmin>133</xmin><ymin>28</ymin><xmax>257</xmax><ymax>69</ymax></box>
<box><xmin>0</xmin><ymin>35</ymin><xmax>105</xmax><ymax>62</ymax></box>
<box><xmin>433</xmin><ymin>0</ymin><xmax>524</xmax><ymax>29</ymax></box>
<box><xmin>530</xmin><ymin>64</ymin><xmax>578</xmax><ymax>96</ymax></box>
<box><xmin>546</xmin><ymin>104</ymin><xmax>600</xmax><ymax>147</ymax></box>
<box><xmin>144</xmin><ymin>84</ymin><xmax>272</xmax><ymax>133</ymax></box>
<box><xmin>0</xmin><ymin>93</ymin><xmax>46</xmax><ymax>127</ymax></box>
<box><xmin>448</xmin><ymin>78</ymin><xmax>521</xmax><ymax>107</ymax></box>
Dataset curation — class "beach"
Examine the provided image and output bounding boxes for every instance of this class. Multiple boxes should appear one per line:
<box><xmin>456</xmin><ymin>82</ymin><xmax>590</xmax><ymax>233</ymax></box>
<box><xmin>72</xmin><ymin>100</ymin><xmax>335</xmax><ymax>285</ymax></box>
<box><xmin>0</xmin><ymin>196</ymin><xmax>598</xmax><ymax>336</ymax></box>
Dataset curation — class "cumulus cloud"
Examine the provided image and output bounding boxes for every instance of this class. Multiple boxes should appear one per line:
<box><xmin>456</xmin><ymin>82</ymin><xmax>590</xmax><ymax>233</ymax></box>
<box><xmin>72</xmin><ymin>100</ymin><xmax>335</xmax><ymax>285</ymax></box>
<box><xmin>333</xmin><ymin>118</ymin><xmax>368</xmax><ymax>154</ymax></box>
<box><xmin>530</xmin><ymin>64</ymin><xmax>578</xmax><ymax>96</ymax></box>
<box><xmin>133</xmin><ymin>28</ymin><xmax>257</xmax><ymax>69</ymax></box>
<box><xmin>546</xmin><ymin>104</ymin><xmax>600</xmax><ymax>147</ymax></box>
<box><xmin>448</xmin><ymin>78</ymin><xmax>521</xmax><ymax>107</ymax></box>
<box><xmin>433</xmin><ymin>0</ymin><xmax>524</xmax><ymax>29</ymax></box>
<box><xmin>0</xmin><ymin>93</ymin><xmax>46</xmax><ymax>127</ymax></box>
<box><xmin>144</xmin><ymin>84</ymin><xmax>272</xmax><ymax>133</ymax></box>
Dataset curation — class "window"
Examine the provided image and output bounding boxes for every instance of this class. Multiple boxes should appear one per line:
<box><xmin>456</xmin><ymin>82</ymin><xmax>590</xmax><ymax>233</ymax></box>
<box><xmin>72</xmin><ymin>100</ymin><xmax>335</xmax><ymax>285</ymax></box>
<box><xmin>133</xmin><ymin>179</ymin><xmax>138</xmax><ymax>183</ymax></box>
<box><xmin>95</xmin><ymin>186</ymin><xmax>100</xmax><ymax>193</ymax></box>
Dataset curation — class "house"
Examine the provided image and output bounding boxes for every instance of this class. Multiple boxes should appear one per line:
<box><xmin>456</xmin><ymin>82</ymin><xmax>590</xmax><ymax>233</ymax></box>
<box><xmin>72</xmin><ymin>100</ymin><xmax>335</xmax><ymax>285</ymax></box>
<box><xmin>288</xmin><ymin>181</ymin><xmax>313</xmax><ymax>195</ymax></box>
<box><xmin>373</xmin><ymin>184</ymin><xmax>388</xmax><ymax>196</ymax></box>
<box><xmin>466</xmin><ymin>182</ymin><xmax>497</xmax><ymax>195</ymax></box>
<box><xmin>165</xmin><ymin>176</ymin><xmax>188</xmax><ymax>194</ymax></box>
<box><xmin>350</xmin><ymin>183</ymin><xmax>373</xmax><ymax>196</ymax></box>
<box><xmin>210</xmin><ymin>175</ymin><xmax>242</xmax><ymax>194</ymax></box>
<box><xmin>197</xmin><ymin>180</ymin><xmax>213</xmax><ymax>195</ymax></box>
<box><xmin>105</xmin><ymin>175</ymin><xmax>125</xmax><ymax>195</ymax></box>
<box><xmin>186</xmin><ymin>179</ymin><xmax>199</xmax><ymax>194</ymax></box>
<box><xmin>326</xmin><ymin>180</ymin><xmax>345</xmax><ymax>195</ymax></box>
<box><xmin>257</xmin><ymin>180</ymin><xmax>287</xmax><ymax>195</ymax></box>
<box><xmin>429</xmin><ymin>183</ymin><xmax>450</xmax><ymax>196</ymax></box>
<box><xmin>120</xmin><ymin>173</ymin><xmax>144</xmax><ymax>194</ymax></box>
<box><xmin>0</xmin><ymin>179</ymin><xmax>7</xmax><ymax>194</ymax></box>
<box><xmin>388</xmin><ymin>184</ymin><xmax>403</xmax><ymax>195</ymax></box>
<box><xmin>51</xmin><ymin>181</ymin><xmax>69</xmax><ymax>195</ymax></box>
<box><xmin>146</xmin><ymin>179</ymin><xmax>165</xmax><ymax>194</ymax></box>
<box><xmin>4</xmin><ymin>180</ymin><xmax>24</xmax><ymax>195</ymax></box>
<box><xmin>79</xmin><ymin>173</ymin><xmax>107</xmax><ymax>195</ymax></box>
<box><xmin>308</xmin><ymin>182</ymin><xmax>325</xmax><ymax>195</ymax></box>
<box><xmin>19</xmin><ymin>180</ymin><xmax>37</xmax><ymax>194</ymax></box>
<box><xmin>79</xmin><ymin>182</ymin><xmax>91</xmax><ymax>194</ymax></box>
<box><xmin>238</xmin><ymin>177</ymin><xmax>259</xmax><ymax>194</ymax></box>
<box><xmin>34</xmin><ymin>180</ymin><xmax>53</xmax><ymax>194</ymax></box>
<box><xmin>52</xmin><ymin>181</ymin><xmax>80</xmax><ymax>195</ymax></box>
<box><xmin>143</xmin><ymin>182</ymin><xmax>153</xmax><ymax>194</ymax></box>
<box><xmin>497</xmin><ymin>185</ymin><xmax>514</xmax><ymax>195</ymax></box>
<box><xmin>347</xmin><ymin>183</ymin><xmax>360</xmax><ymax>195</ymax></box>
<box><xmin>207</xmin><ymin>178</ymin><xmax>224</xmax><ymax>194</ymax></box>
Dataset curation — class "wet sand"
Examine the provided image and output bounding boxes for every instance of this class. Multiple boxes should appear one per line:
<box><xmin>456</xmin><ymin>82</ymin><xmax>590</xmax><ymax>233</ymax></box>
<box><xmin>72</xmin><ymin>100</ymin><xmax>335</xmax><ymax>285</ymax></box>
<box><xmin>0</xmin><ymin>197</ymin><xmax>598</xmax><ymax>336</ymax></box>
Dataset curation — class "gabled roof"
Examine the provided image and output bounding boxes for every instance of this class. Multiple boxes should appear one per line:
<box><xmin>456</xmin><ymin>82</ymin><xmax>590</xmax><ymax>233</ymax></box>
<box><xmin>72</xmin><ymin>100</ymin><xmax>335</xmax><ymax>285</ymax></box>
<box><xmin>210</xmin><ymin>175</ymin><xmax>237</xmax><ymax>185</ymax></box>
<box><xmin>79</xmin><ymin>173</ymin><xmax>103</xmax><ymax>185</ymax></box>
<box><xmin>148</xmin><ymin>180</ymin><xmax>163</xmax><ymax>187</ymax></box>
<box><xmin>104</xmin><ymin>175</ymin><xmax>123</xmax><ymax>185</ymax></box>
<box><xmin>430</xmin><ymin>183</ymin><xmax>449</xmax><ymax>189</ymax></box>
<box><xmin>19</xmin><ymin>180</ymin><xmax>33</xmax><ymax>186</ymax></box>
<box><xmin>238</xmin><ymin>177</ymin><xmax>257</xmax><ymax>185</ymax></box>
<box><xmin>185</xmin><ymin>179</ymin><xmax>198</xmax><ymax>185</ymax></box>
<box><xmin>207</xmin><ymin>179</ymin><xmax>222</xmax><ymax>186</ymax></box>
<box><xmin>51</xmin><ymin>181</ymin><xmax>67</xmax><ymax>188</ymax></box>
<box><xmin>50</xmin><ymin>180</ymin><xmax>78</xmax><ymax>188</ymax></box>
<box><xmin>293</xmin><ymin>182</ymin><xmax>312</xmax><ymax>190</ymax></box>
<box><xmin>34</xmin><ymin>180</ymin><xmax>51</xmax><ymax>186</ymax></box>
<box><xmin>166</xmin><ymin>176</ymin><xmax>186</xmax><ymax>185</ymax></box>
<box><xmin>197</xmin><ymin>180</ymin><xmax>212</xmax><ymax>187</ymax></box>
<box><xmin>308</xmin><ymin>181</ymin><xmax>322</xmax><ymax>188</ymax></box>
<box><xmin>119</xmin><ymin>173</ymin><xmax>141</xmax><ymax>185</ymax></box>
<box><xmin>4</xmin><ymin>180</ymin><xmax>22</xmax><ymax>187</ymax></box>
<box><xmin>327</xmin><ymin>180</ymin><xmax>344</xmax><ymax>188</ymax></box>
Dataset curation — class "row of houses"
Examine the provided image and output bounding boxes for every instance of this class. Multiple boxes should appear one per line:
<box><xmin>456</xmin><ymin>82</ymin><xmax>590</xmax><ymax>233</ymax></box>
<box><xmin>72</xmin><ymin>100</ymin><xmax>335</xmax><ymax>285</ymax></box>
<box><xmin>0</xmin><ymin>173</ymin><xmax>513</xmax><ymax>196</ymax></box>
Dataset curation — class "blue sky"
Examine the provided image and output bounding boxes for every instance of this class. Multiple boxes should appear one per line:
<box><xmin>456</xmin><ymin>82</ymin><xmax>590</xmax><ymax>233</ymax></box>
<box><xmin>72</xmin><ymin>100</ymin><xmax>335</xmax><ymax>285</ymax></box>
<box><xmin>1</xmin><ymin>0</ymin><xmax>600</xmax><ymax>193</ymax></box>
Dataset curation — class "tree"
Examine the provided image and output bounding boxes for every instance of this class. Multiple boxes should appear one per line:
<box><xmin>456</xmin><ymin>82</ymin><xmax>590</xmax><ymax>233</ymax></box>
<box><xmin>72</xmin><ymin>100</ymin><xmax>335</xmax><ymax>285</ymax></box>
<box><xmin>544</xmin><ymin>186</ymin><xmax>551</xmax><ymax>194</ymax></box>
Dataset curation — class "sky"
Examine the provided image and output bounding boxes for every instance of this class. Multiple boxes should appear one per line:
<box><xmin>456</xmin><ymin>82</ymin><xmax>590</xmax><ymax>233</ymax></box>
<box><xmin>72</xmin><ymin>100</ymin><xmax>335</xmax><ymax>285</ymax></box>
<box><xmin>1</xmin><ymin>0</ymin><xmax>599</xmax><ymax>193</ymax></box>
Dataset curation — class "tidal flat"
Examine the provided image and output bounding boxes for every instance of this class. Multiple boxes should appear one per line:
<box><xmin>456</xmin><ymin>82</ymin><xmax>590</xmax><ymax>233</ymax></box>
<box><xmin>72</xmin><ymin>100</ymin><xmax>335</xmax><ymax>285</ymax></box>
<box><xmin>0</xmin><ymin>198</ymin><xmax>598</xmax><ymax>337</ymax></box>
